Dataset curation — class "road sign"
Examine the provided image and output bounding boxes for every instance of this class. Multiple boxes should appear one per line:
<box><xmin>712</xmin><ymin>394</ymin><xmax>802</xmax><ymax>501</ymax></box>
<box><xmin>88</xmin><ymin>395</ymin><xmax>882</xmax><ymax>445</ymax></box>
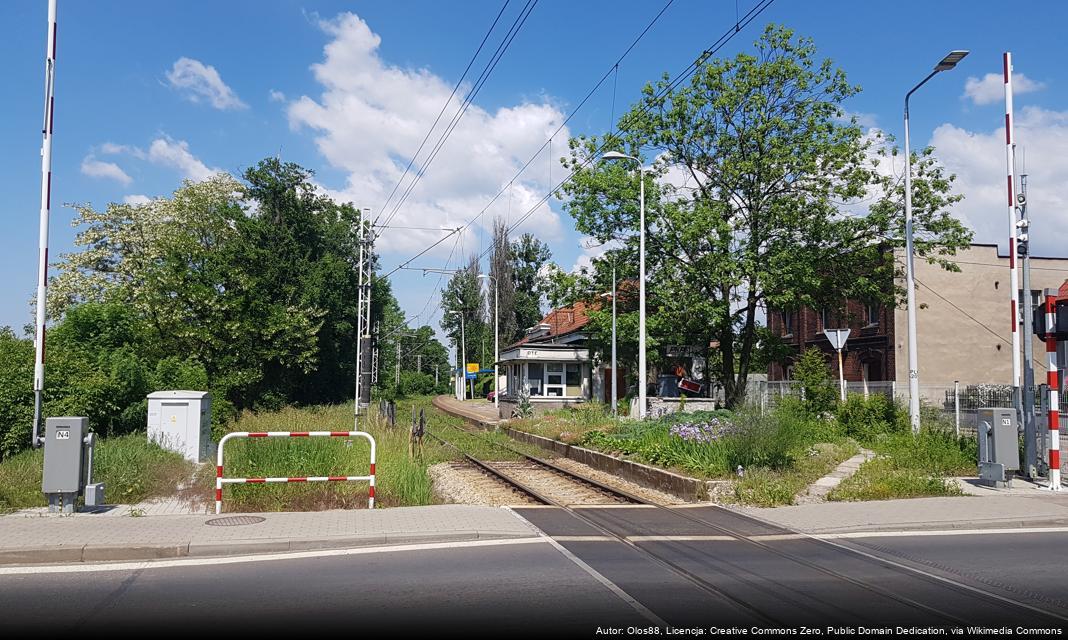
<box><xmin>466</xmin><ymin>363</ymin><xmax>479</xmax><ymax>374</ymax></box>
<box><xmin>465</xmin><ymin>372</ymin><xmax>477</xmax><ymax>380</ymax></box>
<box><xmin>823</xmin><ymin>328</ymin><xmax>850</xmax><ymax>350</ymax></box>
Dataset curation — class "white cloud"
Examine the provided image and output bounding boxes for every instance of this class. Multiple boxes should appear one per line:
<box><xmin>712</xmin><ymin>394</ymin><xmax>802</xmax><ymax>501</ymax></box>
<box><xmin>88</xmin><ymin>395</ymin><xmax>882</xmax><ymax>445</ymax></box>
<box><xmin>99</xmin><ymin>142</ymin><xmax>146</xmax><ymax>158</ymax></box>
<box><xmin>268</xmin><ymin>89</ymin><xmax>286</xmax><ymax>103</ymax></box>
<box><xmin>931</xmin><ymin>106</ymin><xmax>1068</xmax><ymax>255</ymax></box>
<box><xmin>148</xmin><ymin>137</ymin><xmax>218</xmax><ymax>181</ymax></box>
<box><xmin>287</xmin><ymin>12</ymin><xmax>569</xmax><ymax>256</ymax></box>
<box><xmin>166</xmin><ymin>57</ymin><xmax>247</xmax><ymax>110</ymax></box>
<box><xmin>123</xmin><ymin>194</ymin><xmax>152</xmax><ymax>205</ymax></box>
<box><xmin>963</xmin><ymin>72</ymin><xmax>1045</xmax><ymax>106</ymax></box>
<box><xmin>80</xmin><ymin>156</ymin><xmax>132</xmax><ymax>185</ymax></box>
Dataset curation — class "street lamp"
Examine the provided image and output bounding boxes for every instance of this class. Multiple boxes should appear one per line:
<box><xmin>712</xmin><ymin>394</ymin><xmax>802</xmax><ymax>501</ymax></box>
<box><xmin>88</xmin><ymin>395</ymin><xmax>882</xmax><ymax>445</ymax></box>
<box><xmin>447</xmin><ymin>310</ymin><xmax>466</xmax><ymax>401</ymax></box>
<box><xmin>903</xmin><ymin>50</ymin><xmax>968</xmax><ymax>434</ymax></box>
<box><xmin>597</xmin><ymin>257</ymin><xmax>619</xmax><ymax>420</ymax></box>
<box><xmin>478</xmin><ymin>274</ymin><xmax>499</xmax><ymax>410</ymax></box>
<box><xmin>602</xmin><ymin>151</ymin><xmax>648</xmax><ymax>419</ymax></box>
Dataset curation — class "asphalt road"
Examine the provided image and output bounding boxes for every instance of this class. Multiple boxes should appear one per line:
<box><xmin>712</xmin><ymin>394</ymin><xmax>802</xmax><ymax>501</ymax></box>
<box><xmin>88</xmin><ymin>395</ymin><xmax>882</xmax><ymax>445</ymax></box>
<box><xmin>2</xmin><ymin>506</ymin><xmax>1067</xmax><ymax>636</ymax></box>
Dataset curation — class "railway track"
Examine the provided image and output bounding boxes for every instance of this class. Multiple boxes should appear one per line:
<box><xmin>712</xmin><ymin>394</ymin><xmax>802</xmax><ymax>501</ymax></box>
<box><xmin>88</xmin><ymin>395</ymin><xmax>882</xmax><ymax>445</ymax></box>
<box><xmin>427</xmin><ymin>420</ymin><xmax>1068</xmax><ymax>627</ymax></box>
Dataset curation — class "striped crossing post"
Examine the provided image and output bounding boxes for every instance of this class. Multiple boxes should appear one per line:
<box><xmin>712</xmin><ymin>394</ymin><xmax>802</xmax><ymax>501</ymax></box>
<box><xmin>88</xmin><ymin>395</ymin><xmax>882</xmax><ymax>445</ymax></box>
<box><xmin>1045</xmin><ymin>291</ymin><xmax>1061</xmax><ymax>491</ymax></box>
<box><xmin>215</xmin><ymin>431</ymin><xmax>377</xmax><ymax>514</ymax></box>
<box><xmin>31</xmin><ymin>0</ymin><xmax>59</xmax><ymax>449</ymax></box>
<box><xmin>1004</xmin><ymin>52</ymin><xmax>1022</xmax><ymax>408</ymax></box>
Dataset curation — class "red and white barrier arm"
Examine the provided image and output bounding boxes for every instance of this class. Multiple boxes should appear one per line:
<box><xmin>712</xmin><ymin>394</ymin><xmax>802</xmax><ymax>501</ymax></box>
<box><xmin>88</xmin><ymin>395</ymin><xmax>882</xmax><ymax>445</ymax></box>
<box><xmin>215</xmin><ymin>431</ymin><xmax>377</xmax><ymax>514</ymax></box>
<box><xmin>1046</xmin><ymin>294</ymin><xmax>1061</xmax><ymax>491</ymax></box>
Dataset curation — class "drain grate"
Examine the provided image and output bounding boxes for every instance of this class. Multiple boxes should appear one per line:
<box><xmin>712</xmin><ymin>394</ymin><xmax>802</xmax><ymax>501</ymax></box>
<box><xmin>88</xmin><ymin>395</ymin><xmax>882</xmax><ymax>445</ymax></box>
<box><xmin>205</xmin><ymin>515</ymin><xmax>266</xmax><ymax>527</ymax></box>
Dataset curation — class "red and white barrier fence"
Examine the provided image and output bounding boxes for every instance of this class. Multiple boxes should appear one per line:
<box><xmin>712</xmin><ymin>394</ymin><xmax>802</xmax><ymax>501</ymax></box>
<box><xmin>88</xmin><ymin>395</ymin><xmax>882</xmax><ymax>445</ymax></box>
<box><xmin>215</xmin><ymin>431</ymin><xmax>377</xmax><ymax>514</ymax></box>
<box><xmin>1045</xmin><ymin>293</ymin><xmax>1061</xmax><ymax>491</ymax></box>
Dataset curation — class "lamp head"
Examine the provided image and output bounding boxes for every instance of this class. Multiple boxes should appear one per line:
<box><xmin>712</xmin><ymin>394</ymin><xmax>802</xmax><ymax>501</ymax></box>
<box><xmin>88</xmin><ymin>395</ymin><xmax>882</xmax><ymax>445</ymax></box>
<box><xmin>601</xmin><ymin>151</ymin><xmax>637</xmax><ymax>163</ymax></box>
<box><xmin>934</xmin><ymin>50</ymin><xmax>969</xmax><ymax>71</ymax></box>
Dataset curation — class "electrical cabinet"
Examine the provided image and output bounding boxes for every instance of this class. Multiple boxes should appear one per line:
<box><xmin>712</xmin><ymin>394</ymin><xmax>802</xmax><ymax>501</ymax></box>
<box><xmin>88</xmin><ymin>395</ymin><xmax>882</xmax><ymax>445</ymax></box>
<box><xmin>147</xmin><ymin>390</ymin><xmax>212</xmax><ymax>463</ymax></box>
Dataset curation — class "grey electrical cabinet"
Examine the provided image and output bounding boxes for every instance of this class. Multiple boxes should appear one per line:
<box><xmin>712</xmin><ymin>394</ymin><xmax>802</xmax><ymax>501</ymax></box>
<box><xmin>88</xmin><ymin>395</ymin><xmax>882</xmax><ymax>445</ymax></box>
<box><xmin>978</xmin><ymin>407</ymin><xmax>1020</xmax><ymax>486</ymax></box>
<box><xmin>147</xmin><ymin>390</ymin><xmax>212</xmax><ymax>462</ymax></box>
<box><xmin>42</xmin><ymin>417</ymin><xmax>87</xmax><ymax>494</ymax></box>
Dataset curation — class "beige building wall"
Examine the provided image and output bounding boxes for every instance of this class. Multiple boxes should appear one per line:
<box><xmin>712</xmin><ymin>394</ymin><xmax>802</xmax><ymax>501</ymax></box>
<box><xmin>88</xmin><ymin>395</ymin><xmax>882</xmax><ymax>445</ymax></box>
<box><xmin>893</xmin><ymin>244</ymin><xmax>1068</xmax><ymax>390</ymax></box>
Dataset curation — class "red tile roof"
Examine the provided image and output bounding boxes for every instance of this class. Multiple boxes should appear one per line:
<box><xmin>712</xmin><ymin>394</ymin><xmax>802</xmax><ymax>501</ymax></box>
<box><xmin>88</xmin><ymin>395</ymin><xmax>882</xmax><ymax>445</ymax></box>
<box><xmin>508</xmin><ymin>300</ymin><xmax>595</xmax><ymax>348</ymax></box>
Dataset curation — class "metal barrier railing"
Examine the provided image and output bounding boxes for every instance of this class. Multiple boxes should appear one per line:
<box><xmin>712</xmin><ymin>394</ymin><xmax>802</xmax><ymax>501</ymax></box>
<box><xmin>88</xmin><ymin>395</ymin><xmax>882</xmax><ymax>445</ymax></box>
<box><xmin>215</xmin><ymin>430</ymin><xmax>376</xmax><ymax>514</ymax></box>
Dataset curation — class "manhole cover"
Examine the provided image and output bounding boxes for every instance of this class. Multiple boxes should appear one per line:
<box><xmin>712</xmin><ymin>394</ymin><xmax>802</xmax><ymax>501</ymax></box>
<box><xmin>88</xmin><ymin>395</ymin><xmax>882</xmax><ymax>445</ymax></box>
<box><xmin>205</xmin><ymin>515</ymin><xmax>266</xmax><ymax>527</ymax></box>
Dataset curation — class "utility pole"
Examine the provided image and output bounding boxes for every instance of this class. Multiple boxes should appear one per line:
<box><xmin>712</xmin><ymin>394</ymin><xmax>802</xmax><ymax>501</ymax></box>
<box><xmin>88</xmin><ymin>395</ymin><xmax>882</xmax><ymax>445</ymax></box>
<box><xmin>394</xmin><ymin>332</ymin><xmax>416</xmax><ymax>385</ymax></box>
<box><xmin>1019</xmin><ymin>172</ymin><xmax>1038</xmax><ymax>478</ymax></box>
<box><xmin>354</xmin><ymin>209</ymin><xmax>374</xmax><ymax>422</ymax></box>
<box><xmin>416</xmin><ymin>354</ymin><xmax>422</xmax><ymax>373</ymax></box>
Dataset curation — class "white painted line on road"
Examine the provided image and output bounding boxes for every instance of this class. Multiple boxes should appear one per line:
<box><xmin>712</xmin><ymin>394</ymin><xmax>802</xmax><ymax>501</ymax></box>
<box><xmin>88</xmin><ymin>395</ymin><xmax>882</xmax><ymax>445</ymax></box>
<box><xmin>569</xmin><ymin>504</ymin><xmax>655</xmax><ymax>509</ymax></box>
<box><xmin>503</xmin><ymin>506</ymin><xmax>668</xmax><ymax>628</ymax></box>
<box><xmin>0</xmin><ymin>537</ymin><xmax>549</xmax><ymax>575</ymax></box>
<box><xmin>812</xmin><ymin>526</ymin><xmax>1068</xmax><ymax>539</ymax></box>
<box><xmin>627</xmin><ymin>535</ymin><xmax>736</xmax><ymax>542</ymax></box>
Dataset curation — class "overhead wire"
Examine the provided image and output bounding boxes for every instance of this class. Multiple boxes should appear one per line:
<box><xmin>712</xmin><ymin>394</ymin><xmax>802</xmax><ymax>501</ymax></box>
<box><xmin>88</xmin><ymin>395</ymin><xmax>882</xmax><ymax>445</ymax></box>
<box><xmin>480</xmin><ymin>0</ymin><xmax>777</xmax><ymax>260</ymax></box>
<box><xmin>382</xmin><ymin>0</ymin><xmax>681</xmax><ymax>276</ymax></box>
<box><xmin>374</xmin><ymin>0</ymin><xmax>512</xmax><ymax>225</ymax></box>
<box><xmin>377</xmin><ymin>0</ymin><xmax>539</xmax><ymax>231</ymax></box>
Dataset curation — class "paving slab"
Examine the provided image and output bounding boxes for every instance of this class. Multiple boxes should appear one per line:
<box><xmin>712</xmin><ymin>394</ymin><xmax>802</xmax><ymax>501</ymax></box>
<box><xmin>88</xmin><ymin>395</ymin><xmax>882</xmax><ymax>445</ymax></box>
<box><xmin>734</xmin><ymin>493</ymin><xmax>1068</xmax><ymax>534</ymax></box>
<box><xmin>0</xmin><ymin>504</ymin><xmax>536</xmax><ymax>565</ymax></box>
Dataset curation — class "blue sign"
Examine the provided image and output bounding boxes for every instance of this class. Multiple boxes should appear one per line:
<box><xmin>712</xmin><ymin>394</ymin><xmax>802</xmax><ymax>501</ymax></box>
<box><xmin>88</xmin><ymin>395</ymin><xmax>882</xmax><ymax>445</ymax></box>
<box><xmin>465</xmin><ymin>372</ymin><xmax>477</xmax><ymax>380</ymax></box>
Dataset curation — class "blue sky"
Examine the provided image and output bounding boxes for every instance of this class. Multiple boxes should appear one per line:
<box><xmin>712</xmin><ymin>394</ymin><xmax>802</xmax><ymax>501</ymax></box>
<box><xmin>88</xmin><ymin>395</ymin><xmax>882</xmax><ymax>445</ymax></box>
<box><xmin>3</xmin><ymin>0</ymin><xmax>1068</xmax><ymax>338</ymax></box>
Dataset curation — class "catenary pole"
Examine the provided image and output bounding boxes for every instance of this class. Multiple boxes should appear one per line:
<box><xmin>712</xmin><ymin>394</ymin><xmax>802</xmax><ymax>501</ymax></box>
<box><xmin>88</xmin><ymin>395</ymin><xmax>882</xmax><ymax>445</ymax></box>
<box><xmin>31</xmin><ymin>0</ymin><xmax>59</xmax><ymax>448</ymax></box>
<box><xmin>1020</xmin><ymin>173</ymin><xmax>1037</xmax><ymax>477</ymax></box>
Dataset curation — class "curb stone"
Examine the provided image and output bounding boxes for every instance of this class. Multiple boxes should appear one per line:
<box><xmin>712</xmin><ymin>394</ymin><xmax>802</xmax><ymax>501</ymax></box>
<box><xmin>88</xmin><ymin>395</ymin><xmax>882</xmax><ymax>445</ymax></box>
<box><xmin>0</xmin><ymin>530</ymin><xmax>534</xmax><ymax>566</ymax></box>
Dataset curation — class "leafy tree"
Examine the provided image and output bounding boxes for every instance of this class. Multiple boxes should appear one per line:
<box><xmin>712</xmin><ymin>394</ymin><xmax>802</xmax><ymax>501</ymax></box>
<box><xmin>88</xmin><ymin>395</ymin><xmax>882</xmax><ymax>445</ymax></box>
<box><xmin>440</xmin><ymin>255</ymin><xmax>488</xmax><ymax>370</ymax></box>
<box><xmin>488</xmin><ymin>218</ymin><xmax>518</xmax><ymax>345</ymax></box>
<box><xmin>509</xmin><ymin>233</ymin><xmax>551</xmax><ymax>339</ymax></box>
<box><xmin>558</xmin><ymin>24</ymin><xmax>970</xmax><ymax>408</ymax></box>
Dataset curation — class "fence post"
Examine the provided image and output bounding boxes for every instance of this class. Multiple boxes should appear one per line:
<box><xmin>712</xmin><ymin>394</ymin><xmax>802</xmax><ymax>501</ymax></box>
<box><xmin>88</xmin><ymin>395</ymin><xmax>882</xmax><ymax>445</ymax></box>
<box><xmin>954</xmin><ymin>380</ymin><xmax>960</xmax><ymax>439</ymax></box>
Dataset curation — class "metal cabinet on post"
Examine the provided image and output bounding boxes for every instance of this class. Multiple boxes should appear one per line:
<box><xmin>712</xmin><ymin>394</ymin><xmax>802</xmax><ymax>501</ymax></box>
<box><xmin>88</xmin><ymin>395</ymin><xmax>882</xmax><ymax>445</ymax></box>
<box><xmin>42</xmin><ymin>417</ymin><xmax>103</xmax><ymax>513</ymax></box>
<box><xmin>147</xmin><ymin>390</ymin><xmax>212</xmax><ymax>463</ymax></box>
<box><xmin>978</xmin><ymin>407</ymin><xmax>1020</xmax><ymax>487</ymax></box>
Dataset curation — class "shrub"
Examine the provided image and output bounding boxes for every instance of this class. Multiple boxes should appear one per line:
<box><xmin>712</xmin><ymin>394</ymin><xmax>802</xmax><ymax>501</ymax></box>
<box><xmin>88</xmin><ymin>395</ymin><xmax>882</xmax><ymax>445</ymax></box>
<box><xmin>836</xmin><ymin>393</ymin><xmax>903</xmax><ymax>442</ymax></box>
<box><xmin>794</xmin><ymin>347</ymin><xmax>837</xmax><ymax>415</ymax></box>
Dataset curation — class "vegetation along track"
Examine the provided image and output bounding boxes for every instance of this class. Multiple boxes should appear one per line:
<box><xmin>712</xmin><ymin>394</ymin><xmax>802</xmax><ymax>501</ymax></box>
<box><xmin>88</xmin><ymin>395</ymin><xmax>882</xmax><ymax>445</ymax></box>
<box><xmin>426</xmin><ymin>420</ymin><xmax>1068</xmax><ymax>627</ymax></box>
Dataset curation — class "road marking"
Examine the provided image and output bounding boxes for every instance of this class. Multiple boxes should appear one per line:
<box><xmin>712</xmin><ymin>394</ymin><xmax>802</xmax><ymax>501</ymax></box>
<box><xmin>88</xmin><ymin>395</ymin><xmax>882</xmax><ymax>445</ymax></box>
<box><xmin>569</xmin><ymin>504</ymin><xmax>656</xmax><ymax>509</ymax></box>
<box><xmin>814</xmin><ymin>526</ymin><xmax>1068</xmax><ymax>540</ymax></box>
<box><xmin>628</xmin><ymin>535</ymin><xmax>736</xmax><ymax>542</ymax></box>
<box><xmin>0</xmin><ymin>537</ymin><xmax>548</xmax><ymax>575</ymax></box>
<box><xmin>503</xmin><ymin>506</ymin><xmax>668</xmax><ymax>627</ymax></box>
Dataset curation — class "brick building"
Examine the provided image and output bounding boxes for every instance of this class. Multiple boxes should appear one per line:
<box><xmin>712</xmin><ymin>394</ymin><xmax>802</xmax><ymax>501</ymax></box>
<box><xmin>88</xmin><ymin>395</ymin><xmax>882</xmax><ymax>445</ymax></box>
<box><xmin>767</xmin><ymin>244</ymin><xmax>1068</xmax><ymax>389</ymax></box>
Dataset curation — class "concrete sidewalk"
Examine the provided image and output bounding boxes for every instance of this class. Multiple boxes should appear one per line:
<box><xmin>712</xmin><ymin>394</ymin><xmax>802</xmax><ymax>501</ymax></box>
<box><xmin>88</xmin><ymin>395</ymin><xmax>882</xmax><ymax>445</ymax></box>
<box><xmin>0</xmin><ymin>505</ymin><xmax>536</xmax><ymax>566</ymax></box>
<box><xmin>432</xmin><ymin>395</ymin><xmax>502</xmax><ymax>427</ymax></box>
<box><xmin>734</xmin><ymin>489</ymin><xmax>1068</xmax><ymax>534</ymax></box>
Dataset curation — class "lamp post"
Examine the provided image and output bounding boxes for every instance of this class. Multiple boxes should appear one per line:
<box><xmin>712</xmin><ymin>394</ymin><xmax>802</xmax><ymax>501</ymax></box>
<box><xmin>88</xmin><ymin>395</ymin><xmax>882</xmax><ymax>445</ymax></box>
<box><xmin>447</xmin><ymin>310</ymin><xmax>466</xmax><ymax>401</ymax></box>
<box><xmin>903</xmin><ymin>50</ymin><xmax>968</xmax><ymax>434</ymax></box>
<box><xmin>597</xmin><ymin>258</ymin><xmax>619</xmax><ymax>420</ymax></box>
<box><xmin>602</xmin><ymin>151</ymin><xmax>647</xmax><ymax>419</ymax></box>
<box><xmin>478</xmin><ymin>274</ymin><xmax>499</xmax><ymax>410</ymax></box>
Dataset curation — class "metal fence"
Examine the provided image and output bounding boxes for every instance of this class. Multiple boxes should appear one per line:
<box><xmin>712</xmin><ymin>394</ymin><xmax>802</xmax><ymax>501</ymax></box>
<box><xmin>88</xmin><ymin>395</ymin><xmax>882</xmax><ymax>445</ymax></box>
<box><xmin>749</xmin><ymin>380</ymin><xmax>1065</xmax><ymax>436</ymax></box>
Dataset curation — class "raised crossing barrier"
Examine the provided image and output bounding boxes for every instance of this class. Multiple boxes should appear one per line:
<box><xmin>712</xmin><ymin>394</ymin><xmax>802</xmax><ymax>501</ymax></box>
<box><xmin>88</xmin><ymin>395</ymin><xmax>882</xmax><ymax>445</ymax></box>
<box><xmin>215</xmin><ymin>430</ymin><xmax>376</xmax><ymax>514</ymax></box>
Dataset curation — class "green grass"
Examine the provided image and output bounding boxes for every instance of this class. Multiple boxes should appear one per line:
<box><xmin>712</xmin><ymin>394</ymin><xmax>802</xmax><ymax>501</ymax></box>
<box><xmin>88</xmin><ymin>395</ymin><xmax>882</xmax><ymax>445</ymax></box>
<box><xmin>520</xmin><ymin>400</ymin><xmax>860</xmax><ymax>507</ymax></box>
<box><xmin>730</xmin><ymin>442</ymin><xmax>859</xmax><ymax>507</ymax></box>
<box><xmin>211</xmin><ymin>395</ymin><xmax>548</xmax><ymax>512</ymax></box>
<box><xmin>0</xmin><ymin>434</ymin><xmax>194</xmax><ymax>513</ymax></box>
<box><xmin>507</xmin><ymin>402</ymin><xmax>619</xmax><ymax>443</ymax></box>
<box><xmin>828</xmin><ymin>428</ymin><xmax>977</xmax><ymax>502</ymax></box>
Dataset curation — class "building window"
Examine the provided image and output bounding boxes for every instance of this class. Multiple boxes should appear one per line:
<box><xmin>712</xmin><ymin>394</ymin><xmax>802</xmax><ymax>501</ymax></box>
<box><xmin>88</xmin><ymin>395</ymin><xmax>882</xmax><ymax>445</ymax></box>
<box><xmin>527</xmin><ymin>363</ymin><xmax>544</xmax><ymax>396</ymax></box>
<box><xmin>781</xmin><ymin>311</ymin><xmax>793</xmax><ymax>335</ymax></box>
<box><xmin>566</xmin><ymin>363</ymin><xmax>582</xmax><ymax>396</ymax></box>
<box><xmin>866</xmin><ymin>303</ymin><xmax>879</xmax><ymax>326</ymax></box>
<box><xmin>546</xmin><ymin>362</ymin><xmax>564</xmax><ymax>397</ymax></box>
<box><xmin>820</xmin><ymin>308</ymin><xmax>830</xmax><ymax>330</ymax></box>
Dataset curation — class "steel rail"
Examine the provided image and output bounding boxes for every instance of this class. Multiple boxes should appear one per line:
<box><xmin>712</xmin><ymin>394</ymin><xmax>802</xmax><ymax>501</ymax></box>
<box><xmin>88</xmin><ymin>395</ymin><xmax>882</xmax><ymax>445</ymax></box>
<box><xmin>433</xmin><ymin>418</ymin><xmax>1068</xmax><ymax>625</ymax></box>
<box><xmin>426</xmin><ymin>426</ymin><xmax>778</xmax><ymax>625</ymax></box>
